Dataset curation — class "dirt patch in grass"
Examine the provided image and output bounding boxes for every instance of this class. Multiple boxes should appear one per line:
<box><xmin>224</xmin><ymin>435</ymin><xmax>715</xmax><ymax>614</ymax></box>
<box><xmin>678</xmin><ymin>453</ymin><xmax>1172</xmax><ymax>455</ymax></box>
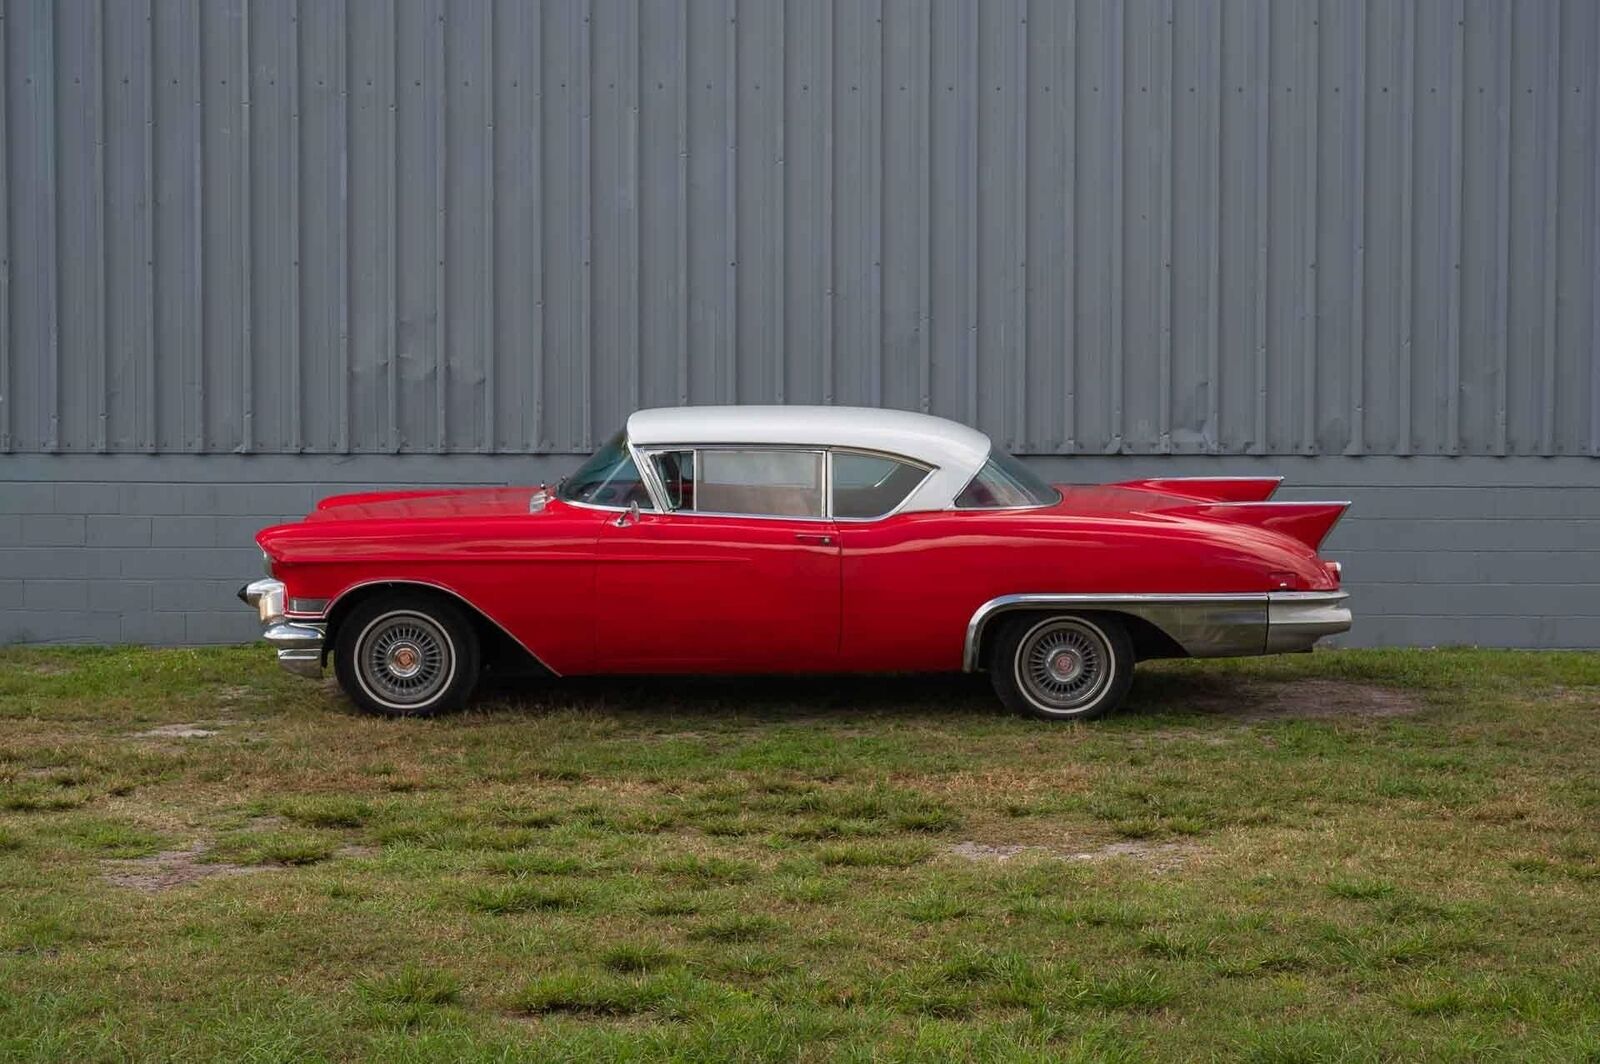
<box><xmin>133</xmin><ymin>723</ymin><xmax>226</xmax><ymax>740</ymax></box>
<box><xmin>100</xmin><ymin>842</ymin><xmax>268</xmax><ymax>892</ymax></box>
<box><xmin>947</xmin><ymin>838</ymin><xmax>1200</xmax><ymax>871</ymax></box>
<box><xmin>1181</xmin><ymin>680</ymin><xmax>1422</xmax><ymax>723</ymax></box>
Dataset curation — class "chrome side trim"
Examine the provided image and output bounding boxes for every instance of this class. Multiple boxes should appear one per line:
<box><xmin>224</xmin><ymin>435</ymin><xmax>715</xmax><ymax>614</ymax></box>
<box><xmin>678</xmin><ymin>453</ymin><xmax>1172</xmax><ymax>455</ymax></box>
<box><xmin>961</xmin><ymin>590</ymin><xmax>1352</xmax><ymax>671</ymax></box>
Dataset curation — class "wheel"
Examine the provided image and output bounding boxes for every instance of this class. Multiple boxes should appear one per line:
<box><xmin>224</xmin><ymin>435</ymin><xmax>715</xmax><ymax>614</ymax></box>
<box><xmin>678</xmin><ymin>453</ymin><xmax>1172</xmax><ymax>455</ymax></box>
<box><xmin>333</xmin><ymin>593</ymin><xmax>481</xmax><ymax>717</ymax></box>
<box><xmin>987</xmin><ymin>613</ymin><xmax>1134</xmax><ymax>721</ymax></box>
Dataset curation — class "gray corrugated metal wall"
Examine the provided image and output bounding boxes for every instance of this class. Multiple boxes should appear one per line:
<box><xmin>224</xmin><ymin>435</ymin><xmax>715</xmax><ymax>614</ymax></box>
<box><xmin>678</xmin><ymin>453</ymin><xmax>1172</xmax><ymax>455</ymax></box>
<box><xmin>2</xmin><ymin>0</ymin><xmax>1599</xmax><ymax>651</ymax></box>
<box><xmin>3</xmin><ymin>0</ymin><xmax>1598</xmax><ymax>457</ymax></box>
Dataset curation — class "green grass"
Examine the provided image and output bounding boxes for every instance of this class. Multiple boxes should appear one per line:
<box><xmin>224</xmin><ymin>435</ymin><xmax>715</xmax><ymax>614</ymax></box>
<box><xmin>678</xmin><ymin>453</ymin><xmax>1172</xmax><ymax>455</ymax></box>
<box><xmin>1</xmin><ymin>645</ymin><xmax>1599</xmax><ymax>1060</ymax></box>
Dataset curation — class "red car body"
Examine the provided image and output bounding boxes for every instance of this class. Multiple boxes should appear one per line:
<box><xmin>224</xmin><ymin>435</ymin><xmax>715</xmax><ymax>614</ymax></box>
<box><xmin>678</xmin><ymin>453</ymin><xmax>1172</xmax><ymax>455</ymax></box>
<box><xmin>243</xmin><ymin>406</ymin><xmax>1350</xmax><ymax>719</ymax></box>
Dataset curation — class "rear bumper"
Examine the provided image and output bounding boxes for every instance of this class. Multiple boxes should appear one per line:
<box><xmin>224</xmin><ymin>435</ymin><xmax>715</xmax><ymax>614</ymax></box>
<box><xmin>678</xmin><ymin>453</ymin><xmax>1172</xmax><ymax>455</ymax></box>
<box><xmin>239</xmin><ymin>578</ymin><xmax>326</xmax><ymax>678</ymax></box>
<box><xmin>1265</xmin><ymin>591</ymin><xmax>1352</xmax><ymax>653</ymax></box>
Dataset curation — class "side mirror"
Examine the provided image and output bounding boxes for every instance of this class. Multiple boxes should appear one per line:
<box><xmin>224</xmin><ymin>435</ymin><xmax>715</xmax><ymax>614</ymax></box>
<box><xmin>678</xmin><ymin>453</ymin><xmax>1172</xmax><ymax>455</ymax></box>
<box><xmin>613</xmin><ymin>500</ymin><xmax>641</xmax><ymax>528</ymax></box>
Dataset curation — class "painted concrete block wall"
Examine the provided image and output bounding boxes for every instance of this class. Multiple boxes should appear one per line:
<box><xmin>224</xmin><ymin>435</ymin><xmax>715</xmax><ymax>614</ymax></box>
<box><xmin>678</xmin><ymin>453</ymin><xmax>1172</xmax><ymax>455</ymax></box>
<box><xmin>3</xmin><ymin>455</ymin><xmax>1595</xmax><ymax>649</ymax></box>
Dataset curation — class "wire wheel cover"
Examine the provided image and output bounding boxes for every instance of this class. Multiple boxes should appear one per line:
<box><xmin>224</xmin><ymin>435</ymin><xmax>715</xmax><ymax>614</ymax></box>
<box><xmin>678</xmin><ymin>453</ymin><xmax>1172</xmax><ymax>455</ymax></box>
<box><xmin>1017</xmin><ymin>619</ymin><xmax>1112</xmax><ymax>711</ymax></box>
<box><xmin>358</xmin><ymin>612</ymin><xmax>453</xmax><ymax>706</ymax></box>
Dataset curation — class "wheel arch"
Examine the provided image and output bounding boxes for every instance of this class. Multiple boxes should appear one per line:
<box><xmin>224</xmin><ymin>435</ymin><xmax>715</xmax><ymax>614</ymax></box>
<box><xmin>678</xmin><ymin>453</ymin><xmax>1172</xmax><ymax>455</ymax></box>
<box><xmin>322</xmin><ymin>580</ymin><xmax>558</xmax><ymax>677</ymax></box>
<box><xmin>965</xmin><ymin>599</ymin><xmax>1190</xmax><ymax>672</ymax></box>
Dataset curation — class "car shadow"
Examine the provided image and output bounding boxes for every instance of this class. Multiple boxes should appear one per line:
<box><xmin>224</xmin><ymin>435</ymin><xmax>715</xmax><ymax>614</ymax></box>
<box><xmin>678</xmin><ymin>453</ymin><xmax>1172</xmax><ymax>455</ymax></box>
<box><xmin>473</xmin><ymin>671</ymin><xmax>1003</xmax><ymax>723</ymax></box>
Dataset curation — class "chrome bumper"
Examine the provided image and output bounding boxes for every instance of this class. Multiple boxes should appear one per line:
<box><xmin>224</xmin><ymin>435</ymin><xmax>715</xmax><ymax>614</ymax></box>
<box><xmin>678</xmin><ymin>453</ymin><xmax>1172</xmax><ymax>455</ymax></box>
<box><xmin>240</xmin><ymin>578</ymin><xmax>326</xmax><ymax>679</ymax></box>
<box><xmin>1265</xmin><ymin>591</ymin><xmax>1352</xmax><ymax>653</ymax></box>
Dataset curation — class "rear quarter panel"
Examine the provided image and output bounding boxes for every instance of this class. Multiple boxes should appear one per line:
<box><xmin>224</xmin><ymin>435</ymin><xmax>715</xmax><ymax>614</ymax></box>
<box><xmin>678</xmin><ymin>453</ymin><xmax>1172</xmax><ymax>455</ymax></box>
<box><xmin>836</xmin><ymin>508</ymin><xmax>1332</xmax><ymax>671</ymax></box>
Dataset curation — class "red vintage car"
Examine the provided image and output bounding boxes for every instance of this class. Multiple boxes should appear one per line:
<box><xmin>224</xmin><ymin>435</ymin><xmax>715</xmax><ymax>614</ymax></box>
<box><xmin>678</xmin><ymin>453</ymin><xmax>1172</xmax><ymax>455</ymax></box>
<box><xmin>242</xmin><ymin>406</ymin><xmax>1351</xmax><ymax>721</ymax></box>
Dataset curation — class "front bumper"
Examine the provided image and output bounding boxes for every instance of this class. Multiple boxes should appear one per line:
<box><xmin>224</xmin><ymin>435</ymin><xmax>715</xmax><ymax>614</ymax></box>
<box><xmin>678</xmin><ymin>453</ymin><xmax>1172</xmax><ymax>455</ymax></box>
<box><xmin>239</xmin><ymin>578</ymin><xmax>326</xmax><ymax>678</ymax></box>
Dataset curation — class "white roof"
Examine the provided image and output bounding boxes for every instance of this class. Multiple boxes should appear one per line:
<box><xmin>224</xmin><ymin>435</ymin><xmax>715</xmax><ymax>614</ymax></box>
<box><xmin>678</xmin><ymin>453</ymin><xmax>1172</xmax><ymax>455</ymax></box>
<box><xmin>624</xmin><ymin>405</ymin><xmax>994</xmax><ymax>512</ymax></box>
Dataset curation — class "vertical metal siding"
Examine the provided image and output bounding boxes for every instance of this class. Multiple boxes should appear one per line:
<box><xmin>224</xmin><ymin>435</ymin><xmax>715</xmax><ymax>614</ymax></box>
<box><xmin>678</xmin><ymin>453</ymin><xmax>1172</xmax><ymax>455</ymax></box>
<box><xmin>0</xmin><ymin>0</ymin><xmax>1596</xmax><ymax>457</ymax></box>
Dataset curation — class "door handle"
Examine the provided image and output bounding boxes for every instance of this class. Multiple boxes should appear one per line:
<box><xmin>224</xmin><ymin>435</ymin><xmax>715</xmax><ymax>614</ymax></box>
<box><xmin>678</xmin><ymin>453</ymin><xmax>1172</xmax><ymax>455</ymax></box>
<box><xmin>795</xmin><ymin>532</ymin><xmax>834</xmax><ymax>546</ymax></box>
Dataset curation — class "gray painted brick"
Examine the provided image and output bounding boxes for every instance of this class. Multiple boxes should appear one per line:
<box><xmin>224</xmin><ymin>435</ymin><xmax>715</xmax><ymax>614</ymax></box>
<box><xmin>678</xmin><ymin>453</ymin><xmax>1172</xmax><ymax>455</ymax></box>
<box><xmin>23</xmin><ymin>580</ymin><xmax>91</xmax><ymax>612</ymax></box>
<box><xmin>54</xmin><ymin>483</ymin><xmax>125</xmax><ymax>514</ymax></box>
<box><xmin>0</xmin><ymin>580</ymin><xmax>21</xmax><ymax>609</ymax></box>
<box><xmin>87</xmin><ymin>515</ymin><xmax>154</xmax><ymax>547</ymax></box>
<box><xmin>185</xmin><ymin>612</ymin><xmax>260</xmax><ymax>644</ymax></box>
<box><xmin>151</xmin><ymin>516</ymin><xmax>222</xmax><ymax>548</ymax></box>
<box><xmin>117</xmin><ymin>483</ymin><xmax>188</xmax><ymax>515</ymax></box>
<box><xmin>0</xmin><ymin>611</ymin><xmax>124</xmax><ymax>645</ymax></box>
<box><xmin>187</xmin><ymin>483</ymin><xmax>315</xmax><ymax>517</ymax></box>
<box><xmin>89</xmin><ymin>581</ymin><xmax>153</xmax><ymax>614</ymax></box>
<box><xmin>138</xmin><ymin>548</ymin><xmax>258</xmax><ymax>581</ymax></box>
<box><xmin>0</xmin><ymin>483</ymin><xmax>57</xmax><ymax>514</ymax></box>
<box><xmin>0</xmin><ymin>515</ymin><xmax>19</xmax><ymax>544</ymax></box>
<box><xmin>0</xmin><ymin>548</ymin><xmax>122</xmax><ymax>580</ymax></box>
<box><xmin>21</xmin><ymin>514</ymin><xmax>87</xmax><ymax>547</ymax></box>
<box><xmin>126</xmin><ymin>612</ymin><xmax>188</xmax><ymax>644</ymax></box>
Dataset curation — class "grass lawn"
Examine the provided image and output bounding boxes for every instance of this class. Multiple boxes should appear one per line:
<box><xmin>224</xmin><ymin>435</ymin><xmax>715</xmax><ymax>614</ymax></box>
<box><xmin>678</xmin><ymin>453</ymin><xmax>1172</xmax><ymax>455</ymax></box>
<box><xmin>1</xmin><ymin>647</ymin><xmax>1597</xmax><ymax>1061</ymax></box>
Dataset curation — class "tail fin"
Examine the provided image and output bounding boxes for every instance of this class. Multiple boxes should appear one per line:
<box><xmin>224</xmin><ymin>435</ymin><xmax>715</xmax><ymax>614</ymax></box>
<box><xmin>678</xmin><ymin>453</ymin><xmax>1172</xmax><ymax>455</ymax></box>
<box><xmin>1115</xmin><ymin>476</ymin><xmax>1283</xmax><ymax>503</ymax></box>
<box><xmin>1163</xmin><ymin>501</ymin><xmax>1351</xmax><ymax>552</ymax></box>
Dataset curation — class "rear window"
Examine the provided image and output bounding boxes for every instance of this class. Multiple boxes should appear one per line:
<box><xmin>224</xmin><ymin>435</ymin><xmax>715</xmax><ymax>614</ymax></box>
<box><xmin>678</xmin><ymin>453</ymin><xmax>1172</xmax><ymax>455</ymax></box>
<box><xmin>953</xmin><ymin>451</ymin><xmax>1059</xmax><ymax>509</ymax></box>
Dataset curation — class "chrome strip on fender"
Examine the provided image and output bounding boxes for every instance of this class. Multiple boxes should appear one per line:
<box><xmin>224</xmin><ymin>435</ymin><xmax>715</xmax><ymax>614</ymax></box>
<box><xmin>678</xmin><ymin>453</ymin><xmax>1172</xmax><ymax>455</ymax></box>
<box><xmin>962</xmin><ymin>591</ymin><xmax>1350</xmax><ymax>671</ymax></box>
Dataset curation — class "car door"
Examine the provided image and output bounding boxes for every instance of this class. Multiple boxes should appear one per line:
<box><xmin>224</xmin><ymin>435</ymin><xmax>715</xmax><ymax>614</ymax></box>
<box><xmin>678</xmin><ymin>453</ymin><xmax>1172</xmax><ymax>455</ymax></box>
<box><xmin>592</xmin><ymin>446</ymin><xmax>841</xmax><ymax>672</ymax></box>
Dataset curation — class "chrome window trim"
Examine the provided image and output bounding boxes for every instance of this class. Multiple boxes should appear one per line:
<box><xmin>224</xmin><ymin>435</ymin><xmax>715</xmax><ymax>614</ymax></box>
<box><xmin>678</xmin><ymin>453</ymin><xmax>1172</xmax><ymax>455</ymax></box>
<box><xmin>636</xmin><ymin>444</ymin><xmax>832</xmax><ymax>523</ymax></box>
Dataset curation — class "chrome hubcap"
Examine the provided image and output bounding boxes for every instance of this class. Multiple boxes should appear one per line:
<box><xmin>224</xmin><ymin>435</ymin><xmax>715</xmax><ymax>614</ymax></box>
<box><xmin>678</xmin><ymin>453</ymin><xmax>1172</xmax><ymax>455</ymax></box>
<box><xmin>1017</xmin><ymin>619</ymin><xmax>1112</xmax><ymax>713</ymax></box>
<box><xmin>358</xmin><ymin>613</ymin><xmax>452</xmax><ymax>707</ymax></box>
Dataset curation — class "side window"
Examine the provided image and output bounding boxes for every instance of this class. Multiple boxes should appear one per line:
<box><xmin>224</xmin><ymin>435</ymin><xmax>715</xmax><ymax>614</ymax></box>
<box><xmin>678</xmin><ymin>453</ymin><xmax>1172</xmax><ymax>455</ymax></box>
<box><xmin>831</xmin><ymin>452</ymin><xmax>930</xmax><ymax>519</ymax></box>
<box><xmin>648</xmin><ymin>450</ymin><xmax>695</xmax><ymax>510</ymax></box>
<box><xmin>953</xmin><ymin>453</ymin><xmax>1060</xmax><ymax>509</ymax></box>
<box><xmin>695</xmin><ymin>449</ymin><xmax>824</xmax><ymax>518</ymax></box>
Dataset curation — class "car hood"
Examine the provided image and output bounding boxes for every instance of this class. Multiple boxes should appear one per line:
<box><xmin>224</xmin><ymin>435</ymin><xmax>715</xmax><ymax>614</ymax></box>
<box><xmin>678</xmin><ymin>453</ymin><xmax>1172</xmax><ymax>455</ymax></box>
<box><xmin>305</xmin><ymin>487</ymin><xmax>543</xmax><ymax>522</ymax></box>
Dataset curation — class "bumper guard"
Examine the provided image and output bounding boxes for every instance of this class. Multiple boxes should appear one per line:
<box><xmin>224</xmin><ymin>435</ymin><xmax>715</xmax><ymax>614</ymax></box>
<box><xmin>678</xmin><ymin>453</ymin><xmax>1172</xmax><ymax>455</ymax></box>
<box><xmin>240</xmin><ymin>578</ymin><xmax>326</xmax><ymax>678</ymax></box>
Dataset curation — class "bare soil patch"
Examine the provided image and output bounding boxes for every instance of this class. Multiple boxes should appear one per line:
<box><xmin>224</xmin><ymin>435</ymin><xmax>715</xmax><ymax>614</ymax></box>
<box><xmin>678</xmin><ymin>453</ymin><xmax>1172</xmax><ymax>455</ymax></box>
<box><xmin>1178</xmin><ymin>680</ymin><xmax>1422</xmax><ymax>723</ymax></box>
<box><xmin>133</xmin><ymin>723</ymin><xmax>226</xmax><ymax>739</ymax></box>
<box><xmin>100</xmin><ymin>842</ymin><xmax>267</xmax><ymax>893</ymax></box>
<box><xmin>947</xmin><ymin>838</ymin><xmax>1200</xmax><ymax>872</ymax></box>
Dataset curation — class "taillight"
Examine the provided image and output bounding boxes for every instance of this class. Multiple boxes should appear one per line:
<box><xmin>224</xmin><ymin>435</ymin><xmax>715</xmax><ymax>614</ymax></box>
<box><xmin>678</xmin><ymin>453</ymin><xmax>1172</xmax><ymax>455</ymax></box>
<box><xmin>1324</xmin><ymin>560</ymin><xmax>1342</xmax><ymax>585</ymax></box>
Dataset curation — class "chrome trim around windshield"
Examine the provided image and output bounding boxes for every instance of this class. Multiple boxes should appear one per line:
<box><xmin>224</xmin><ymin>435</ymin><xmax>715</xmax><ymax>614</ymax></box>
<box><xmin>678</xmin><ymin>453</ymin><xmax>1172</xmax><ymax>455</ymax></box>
<box><xmin>962</xmin><ymin>590</ymin><xmax>1351</xmax><ymax>671</ymax></box>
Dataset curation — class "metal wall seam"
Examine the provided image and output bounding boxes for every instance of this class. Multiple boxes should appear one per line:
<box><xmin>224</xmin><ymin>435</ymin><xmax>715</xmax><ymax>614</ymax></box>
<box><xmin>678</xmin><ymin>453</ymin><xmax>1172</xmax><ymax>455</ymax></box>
<box><xmin>873</xmin><ymin>0</ymin><xmax>884</xmax><ymax>409</ymax></box>
<box><xmin>1014</xmin><ymin>0</ymin><xmax>1027</xmax><ymax>449</ymax></box>
<box><xmin>1493</xmin><ymin>0</ymin><xmax>1510</xmax><ymax>455</ymax></box>
<box><xmin>47</xmin><ymin>0</ymin><xmax>61</xmax><ymax>452</ymax></box>
<box><xmin>963</xmin><ymin>0</ymin><xmax>976</xmax><ymax>426</ymax></box>
<box><xmin>917</xmin><ymin>0</ymin><xmax>931</xmax><ymax>413</ymax></box>
<box><xmin>433</xmin><ymin>0</ymin><xmax>445</xmax><ymax>452</ymax></box>
<box><xmin>1445</xmin><ymin>0</ymin><xmax>1462</xmax><ymax>454</ymax></box>
<box><xmin>1396</xmin><ymin>0</ymin><xmax>1414</xmax><ymax>457</ymax></box>
<box><xmin>1538</xmin><ymin>0</ymin><xmax>1559</xmax><ymax>455</ymax></box>
<box><xmin>1251</xmin><ymin>0</ymin><xmax>1268</xmax><ymax>456</ymax></box>
<box><xmin>143</xmin><ymin>0</ymin><xmax>157</xmax><ymax>452</ymax></box>
<box><xmin>0</xmin><ymin>0</ymin><xmax>8</xmax><ymax>453</ymax></box>
<box><xmin>289</xmin><ymin>0</ymin><xmax>302</xmax><ymax>453</ymax></box>
<box><xmin>386</xmin><ymin>0</ymin><xmax>398</xmax><ymax>452</ymax></box>
<box><xmin>629</xmin><ymin>0</ymin><xmax>640</xmax><ymax>413</ymax></box>
<box><xmin>774</xmin><ymin>0</ymin><xmax>785</xmax><ymax>404</ymax></box>
<box><xmin>1205</xmin><ymin>0</ymin><xmax>1220</xmax><ymax>453</ymax></box>
<box><xmin>1158</xmin><ymin>0</ymin><xmax>1173</xmax><ymax>454</ymax></box>
<box><xmin>337</xmin><ymin>0</ymin><xmax>350</xmax><ymax>453</ymax></box>
<box><xmin>1345</xmin><ymin>0</ymin><xmax>1366</xmax><ymax>456</ymax></box>
<box><xmin>1062</xmin><ymin>0</ymin><xmax>1077</xmax><ymax>451</ymax></box>
<box><xmin>94</xmin><ymin>0</ymin><xmax>108</xmax><ymax>452</ymax></box>
<box><xmin>723</xmin><ymin>0</ymin><xmax>736</xmax><ymax>404</ymax></box>
<box><xmin>1300</xmin><ymin>0</ymin><xmax>1317</xmax><ymax>455</ymax></box>
<box><xmin>240</xmin><ymin>0</ymin><xmax>253</xmax><ymax>454</ymax></box>
<box><xmin>1107</xmin><ymin>0</ymin><xmax>1124</xmax><ymax>454</ymax></box>
<box><xmin>579</xmin><ymin>0</ymin><xmax>592</xmax><ymax>448</ymax></box>
<box><xmin>1592</xmin><ymin>0</ymin><xmax>1600</xmax><ymax>458</ymax></box>
<box><xmin>482</xmin><ymin>0</ymin><xmax>495</xmax><ymax>451</ymax></box>
<box><xmin>192</xmin><ymin>0</ymin><xmax>204</xmax><ymax>452</ymax></box>
<box><xmin>822</xmin><ymin>0</ymin><xmax>834</xmax><ymax>405</ymax></box>
<box><xmin>675</xmin><ymin>0</ymin><xmax>687</xmax><ymax>407</ymax></box>
<box><xmin>531</xmin><ymin>0</ymin><xmax>545</xmax><ymax>447</ymax></box>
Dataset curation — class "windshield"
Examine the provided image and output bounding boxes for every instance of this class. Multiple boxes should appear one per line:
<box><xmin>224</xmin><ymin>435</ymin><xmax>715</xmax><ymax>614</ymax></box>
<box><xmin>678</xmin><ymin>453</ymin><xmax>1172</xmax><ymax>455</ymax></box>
<box><xmin>953</xmin><ymin>449</ymin><xmax>1060</xmax><ymax>508</ymax></box>
<box><xmin>557</xmin><ymin>431</ymin><xmax>655</xmax><ymax>509</ymax></box>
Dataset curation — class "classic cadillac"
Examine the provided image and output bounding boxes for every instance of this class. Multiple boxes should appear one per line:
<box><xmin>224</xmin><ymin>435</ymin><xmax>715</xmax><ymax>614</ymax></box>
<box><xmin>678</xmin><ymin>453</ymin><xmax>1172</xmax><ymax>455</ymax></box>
<box><xmin>242</xmin><ymin>406</ymin><xmax>1351</xmax><ymax>721</ymax></box>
